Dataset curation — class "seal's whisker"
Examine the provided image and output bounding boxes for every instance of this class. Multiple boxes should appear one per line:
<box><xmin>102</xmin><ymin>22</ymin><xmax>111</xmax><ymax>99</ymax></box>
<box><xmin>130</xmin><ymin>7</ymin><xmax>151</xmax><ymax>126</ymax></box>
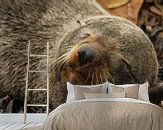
<box><xmin>91</xmin><ymin>72</ymin><xmax>95</xmax><ymax>85</ymax></box>
<box><xmin>57</xmin><ymin>57</ymin><xmax>67</xmax><ymax>63</ymax></box>
<box><xmin>55</xmin><ymin>61</ymin><xmax>62</xmax><ymax>70</ymax></box>
<box><xmin>55</xmin><ymin>65</ymin><xmax>62</xmax><ymax>72</ymax></box>
<box><xmin>106</xmin><ymin>70</ymin><xmax>115</xmax><ymax>83</ymax></box>
<box><xmin>95</xmin><ymin>69</ymin><xmax>99</xmax><ymax>84</ymax></box>
<box><xmin>56</xmin><ymin>53</ymin><xmax>68</xmax><ymax>60</ymax></box>
<box><xmin>96</xmin><ymin>69</ymin><xmax>99</xmax><ymax>84</ymax></box>
<box><xmin>55</xmin><ymin>58</ymin><xmax>66</xmax><ymax>69</ymax></box>
<box><xmin>64</xmin><ymin>47</ymin><xmax>73</xmax><ymax>52</ymax></box>
<box><xmin>86</xmin><ymin>71</ymin><xmax>91</xmax><ymax>81</ymax></box>
<box><xmin>56</xmin><ymin>59</ymin><xmax>66</xmax><ymax>69</ymax></box>
<box><xmin>102</xmin><ymin>68</ymin><xmax>108</xmax><ymax>82</ymax></box>
<box><xmin>57</xmin><ymin>55</ymin><xmax>67</xmax><ymax>60</ymax></box>
<box><xmin>104</xmin><ymin>66</ymin><xmax>109</xmax><ymax>82</ymax></box>
<box><xmin>56</xmin><ymin>64</ymin><xmax>64</xmax><ymax>73</ymax></box>
<box><xmin>60</xmin><ymin>45</ymin><xmax>74</xmax><ymax>51</ymax></box>
<box><xmin>55</xmin><ymin>54</ymin><xmax>68</xmax><ymax>64</ymax></box>
<box><xmin>55</xmin><ymin>49</ymin><xmax>74</xmax><ymax>72</ymax></box>
<box><xmin>104</xmin><ymin>75</ymin><xmax>108</xmax><ymax>82</ymax></box>
<box><xmin>98</xmin><ymin>73</ymin><xmax>102</xmax><ymax>84</ymax></box>
<box><xmin>94</xmin><ymin>71</ymin><xmax>97</xmax><ymax>84</ymax></box>
<box><xmin>55</xmin><ymin>60</ymin><xmax>66</xmax><ymax>70</ymax></box>
<box><xmin>91</xmin><ymin>72</ymin><xmax>93</xmax><ymax>85</ymax></box>
<box><xmin>64</xmin><ymin>46</ymin><xmax>74</xmax><ymax>50</ymax></box>
<box><xmin>55</xmin><ymin>57</ymin><xmax>67</xmax><ymax>72</ymax></box>
<box><xmin>56</xmin><ymin>45</ymin><xmax>77</xmax><ymax>67</ymax></box>
<box><xmin>56</xmin><ymin>57</ymin><xmax>66</xmax><ymax>64</ymax></box>
<box><xmin>99</xmin><ymin>73</ymin><xmax>104</xmax><ymax>84</ymax></box>
<box><xmin>64</xmin><ymin>58</ymin><xmax>72</xmax><ymax>64</ymax></box>
<box><xmin>64</xmin><ymin>55</ymin><xmax>74</xmax><ymax>62</ymax></box>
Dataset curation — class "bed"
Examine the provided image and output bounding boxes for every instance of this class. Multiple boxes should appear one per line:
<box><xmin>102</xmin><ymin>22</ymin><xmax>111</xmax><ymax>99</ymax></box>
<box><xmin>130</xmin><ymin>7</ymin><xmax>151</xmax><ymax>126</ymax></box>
<box><xmin>42</xmin><ymin>98</ymin><xmax>163</xmax><ymax>130</ymax></box>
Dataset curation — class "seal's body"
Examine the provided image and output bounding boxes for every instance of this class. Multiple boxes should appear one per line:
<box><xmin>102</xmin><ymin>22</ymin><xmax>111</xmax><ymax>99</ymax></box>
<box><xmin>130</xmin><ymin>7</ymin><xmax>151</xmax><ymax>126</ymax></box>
<box><xmin>0</xmin><ymin>0</ymin><xmax>158</xmax><ymax>111</ymax></box>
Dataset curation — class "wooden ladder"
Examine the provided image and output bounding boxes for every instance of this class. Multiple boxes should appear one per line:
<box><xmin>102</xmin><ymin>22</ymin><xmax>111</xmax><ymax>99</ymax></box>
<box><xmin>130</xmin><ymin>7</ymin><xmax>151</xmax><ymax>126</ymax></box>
<box><xmin>24</xmin><ymin>41</ymin><xmax>49</xmax><ymax>124</ymax></box>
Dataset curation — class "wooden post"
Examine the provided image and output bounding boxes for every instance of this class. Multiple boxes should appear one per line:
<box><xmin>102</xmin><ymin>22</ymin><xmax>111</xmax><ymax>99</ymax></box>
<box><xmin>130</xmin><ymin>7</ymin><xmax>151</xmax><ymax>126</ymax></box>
<box><xmin>24</xmin><ymin>41</ymin><xmax>30</xmax><ymax>124</ymax></box>
<box><xmin>46</xmin><ymin>42</ymin><xmax>49</xmax><ymax>116</ymax></box>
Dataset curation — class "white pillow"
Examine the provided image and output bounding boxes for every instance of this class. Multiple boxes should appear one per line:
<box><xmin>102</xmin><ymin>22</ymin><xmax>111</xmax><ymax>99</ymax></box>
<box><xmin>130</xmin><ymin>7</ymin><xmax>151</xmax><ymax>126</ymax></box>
<box><xmin>66</xmin><ymin>82</ymin><xmax>76</xmax><ymax>103</ymax></box>
<box><xmin>84</xmin><ymin>92</ymin><xmax>126</xmax><ymax>99</ymax></box>
<box><xmin>138</xmin><ymin>83</ymin><xmax>149</xmax><ymax>102</ymax></box>
<box><xmin>66</xmin><ymin>82</ymin><xmax>108</xmax><ymax>103</ymax></box>
<box><xmin>108</xmin><ymin>82</ymin><xmax>149</xmax><ymax>102</ymax></box>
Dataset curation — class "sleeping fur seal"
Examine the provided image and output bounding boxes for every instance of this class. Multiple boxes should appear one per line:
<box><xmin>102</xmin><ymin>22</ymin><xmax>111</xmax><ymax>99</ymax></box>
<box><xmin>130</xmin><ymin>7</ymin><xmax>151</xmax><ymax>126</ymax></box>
<box><xmin>0</xmin><ymin>0</ymin><xmax>158</xmax><ymax>111</ymax></box>
<box><xmin>56</xmin><ymin>16</ymin><xmax>158</xmax><ymax>87</ymax></box>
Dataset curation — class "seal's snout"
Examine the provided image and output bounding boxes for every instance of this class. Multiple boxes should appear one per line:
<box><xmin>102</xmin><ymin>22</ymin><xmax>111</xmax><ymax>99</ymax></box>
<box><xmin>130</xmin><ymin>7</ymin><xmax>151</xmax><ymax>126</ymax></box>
<box><xmin>78</xmin><ymin>47</ymin><xmax>94</xmax><ymax>65</ymax></box>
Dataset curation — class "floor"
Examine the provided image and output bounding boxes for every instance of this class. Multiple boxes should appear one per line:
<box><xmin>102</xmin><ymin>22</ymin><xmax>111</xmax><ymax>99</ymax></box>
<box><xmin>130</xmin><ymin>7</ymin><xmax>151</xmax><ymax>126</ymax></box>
<box><xmin>0</xmin><ymin>102</ymin><xmax>162</xmax><ymax>130</ymax></box>
<box><xmin>0</xmin><ymin>122</ymin><xmax>43</xmax><ymax>130</ymax></box>
<box><xmin>0</xmin><ymin>114</ymin><xmax>46</xmax><ymax>130</ymax></box>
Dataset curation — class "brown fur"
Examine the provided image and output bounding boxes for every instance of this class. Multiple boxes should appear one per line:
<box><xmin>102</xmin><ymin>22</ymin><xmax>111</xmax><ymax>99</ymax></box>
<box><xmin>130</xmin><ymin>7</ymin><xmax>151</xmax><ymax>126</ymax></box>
<box><xmin>0</xmin><ymin>0</ymin><xmax>107</xmax><ymax>111</ymax></box>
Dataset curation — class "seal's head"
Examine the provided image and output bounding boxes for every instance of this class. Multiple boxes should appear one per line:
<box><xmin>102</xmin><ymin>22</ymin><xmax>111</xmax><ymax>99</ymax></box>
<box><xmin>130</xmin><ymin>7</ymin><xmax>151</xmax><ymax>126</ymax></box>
<box><xmin>55</xmin><ymin>16</ymin><xmax>158</xmax><ymax>86</ymax></box>
<box><xmin>56</xmin><ymin>33</ymin><xmax>119</xmax><ymax>85</ymax></box>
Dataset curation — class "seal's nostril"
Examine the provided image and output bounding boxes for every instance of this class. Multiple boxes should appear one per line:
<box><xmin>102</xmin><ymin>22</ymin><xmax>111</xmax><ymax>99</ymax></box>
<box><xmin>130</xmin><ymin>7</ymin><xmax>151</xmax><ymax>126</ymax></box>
<box><xmin>78</xmin><ymin>47</ymin><xmax>94</xmax><ymax>65</ymax></box>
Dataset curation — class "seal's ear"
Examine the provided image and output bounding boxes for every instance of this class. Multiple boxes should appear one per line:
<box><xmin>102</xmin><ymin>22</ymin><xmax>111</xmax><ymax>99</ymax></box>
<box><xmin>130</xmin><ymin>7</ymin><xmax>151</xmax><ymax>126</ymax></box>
<box><xmin>76</xmin><ymin>20</ymin><xmax>86</xmax><ymax>26</ymax></box>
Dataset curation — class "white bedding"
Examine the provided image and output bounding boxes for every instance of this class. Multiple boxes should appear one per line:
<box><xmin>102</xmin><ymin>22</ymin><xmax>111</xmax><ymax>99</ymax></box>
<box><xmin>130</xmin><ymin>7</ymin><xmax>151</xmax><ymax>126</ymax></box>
<box><xmin>42</xmin><ymin>98</ymin><xmax>163</xmax><ymax>130</ymax></box>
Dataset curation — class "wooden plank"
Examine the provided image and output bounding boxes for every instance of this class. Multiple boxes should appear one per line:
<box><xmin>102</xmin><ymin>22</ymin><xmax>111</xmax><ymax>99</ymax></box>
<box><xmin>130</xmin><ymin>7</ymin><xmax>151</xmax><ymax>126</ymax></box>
<box><xmin>13</xmin><ymin>123</ymin><xmax>29</xmax><ymax>130</ymax></box>
<box><xmin>0</xmin><ymin>123</ymin><xmax>6</xmax><ymax>126</ymax></box>
<box><xmin>23</xmin><ymin>123</ymin><xmax>38</xmax><ymax>128</ymax></box>
<box><xmin>28</xmin><ymin>89</ymin><xmax>47</xmax><ymax>91</ymax></box>
<box><xmin>35</xmin><ymin>123</ymin><xmax>43</xmax><ymax>127</ymax></box>
<box><xmin>15</xmin><ymin>123</ymin><xmax>41</xmax><ymax>129</ymax></box>
<box><xmin>0</xmin><ymin>113</ymin><xmax>46</xmax><ymax>123</ymax></box>
<box><xmin>0</xmin><ymin>122</ymin><xmax>43</xmax><ymax>129</ymax></box>
<box><xmin>3</xmin><ymin>123</ymin><xmax>21</xmax><ymax>130</ymax></box>
<box><xmin>0</xmin><ymin>123</ymin><xmax>14</xmax><ymax>129</ymax></box>
<box><xmin>30</xmin><ymin>54</ymin><xmax>47</xmax><ymax>57</ymax></box>
<box><xmin>27</xmin><ymin>104</ymin><xmax>47</xmax><ymax>107</ymax></box>
<box><xmin>29</xmin><ymin>70</ymin><xmax>46</xmax><ymax>73</ymax></box>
